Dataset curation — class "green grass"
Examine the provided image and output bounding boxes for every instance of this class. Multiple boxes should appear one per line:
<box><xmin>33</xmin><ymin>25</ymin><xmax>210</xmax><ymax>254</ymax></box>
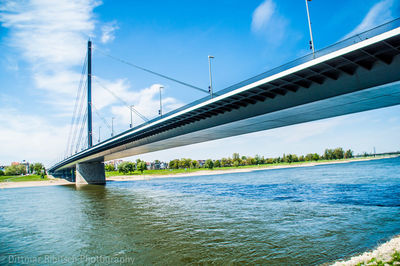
<box><xmin>105</xmin><ymin>156</ymin><xmax>382</xmax><ymax>178</ymax></box>
<box><xmin>0</xmin><ymin>175</ymin><xmax>49</xmax><ymax>182</ymax></box>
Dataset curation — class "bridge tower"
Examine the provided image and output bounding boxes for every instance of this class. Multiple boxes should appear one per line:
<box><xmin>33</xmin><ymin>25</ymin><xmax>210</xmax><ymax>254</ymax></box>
<box><xmin>87</xmin><ymin>40</ymin><xmax>93</xmax><ymax>148</ymax></box>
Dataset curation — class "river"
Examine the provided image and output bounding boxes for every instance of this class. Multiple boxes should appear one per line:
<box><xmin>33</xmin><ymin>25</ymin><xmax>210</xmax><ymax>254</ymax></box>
<box><xmin>1</xmin><ymin>157</ymin><xmax>400</xmax><ymax>265</ymax></box>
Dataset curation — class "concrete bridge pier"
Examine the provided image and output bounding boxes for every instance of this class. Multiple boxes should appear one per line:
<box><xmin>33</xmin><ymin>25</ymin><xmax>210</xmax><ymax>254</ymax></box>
<box><xmin>76</xmin><ymin>162</ymin><xmax>106</xmax><ymax>185</ymax></box>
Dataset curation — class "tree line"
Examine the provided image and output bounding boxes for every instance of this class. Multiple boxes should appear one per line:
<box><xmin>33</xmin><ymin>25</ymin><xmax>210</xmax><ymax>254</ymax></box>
<box><xmin>168</xmin><ymin>148</ymin><xmax>353</xmax><ymax>169</ymax></box>
<box><xmin>105</xmin><ymin>159</ymin><xmax>148</xmax><ymax>174</ymax></box>
<box><xmin>105</xmin><ymin>147</ymin><xmax>354</xmax><ymax>173</ymax></box>
<box><xmin>0</xmin><ymin>163</ymin><xmax>45</xmax><ymax>176</ymax></box>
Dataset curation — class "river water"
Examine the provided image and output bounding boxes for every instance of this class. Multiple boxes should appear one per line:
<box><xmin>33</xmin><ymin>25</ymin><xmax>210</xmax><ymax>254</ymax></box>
<box><xmin>1</xmin><ymin>157</ymin><xmax>400</xmax><ymax>265</ymax></box>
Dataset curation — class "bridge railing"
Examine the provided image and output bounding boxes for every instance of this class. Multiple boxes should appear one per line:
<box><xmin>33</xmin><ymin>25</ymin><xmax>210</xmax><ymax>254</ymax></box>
<box><xmin>147</xmin><ymin>18</ymin><xmax>400</xmax><ymax>125</ymax></box>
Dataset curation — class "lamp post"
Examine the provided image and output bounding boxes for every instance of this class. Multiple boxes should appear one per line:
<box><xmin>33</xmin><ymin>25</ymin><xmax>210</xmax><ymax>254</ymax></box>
<box><xmin>111</xmin><ymin>117</ymin><xmax>115</xmax><ymax>137</ymax></box>
<box><xmin>130</xmin><ymin>105</ymin><xmax>134</xmax><ymax>128</ymax></box>
<box><xmin>98</xmin><ymin>126</ymin><xmax>101</xmax><ymax>143</ymax></box>
<box><xmin>208</xmin><ymin>55</ymin><xmax>214</xmax><ymax>98</ymax></box>
<box><xmin>305</xmin><ymin>0</ymin><xmax>315</xmax><ymax>57</ymax></box>
<box><xmin>159</xmin><ymin>86</ymin><xmax>163</xmax><ymax>116</ymax></box>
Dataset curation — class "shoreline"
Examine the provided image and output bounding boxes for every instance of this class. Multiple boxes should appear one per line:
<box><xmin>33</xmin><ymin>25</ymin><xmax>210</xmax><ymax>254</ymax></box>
<box><xmin>0</xmin><ymin>156</ymin><xmax>396</xmax><ymax>189</ymax></box>
<box><xmin>330</xmin><ymin>235</ymin><xmax>400</xmax><ymax>265</ymax></box>
<box><xmin>0</xmin><ymin>178</ymin><xmax>72</xmax><ymax>189</ymax></box>
<box><xmin>108</xmin><ymin>155</ymin><xmax>396</xmax><ymax>182</ymax></box>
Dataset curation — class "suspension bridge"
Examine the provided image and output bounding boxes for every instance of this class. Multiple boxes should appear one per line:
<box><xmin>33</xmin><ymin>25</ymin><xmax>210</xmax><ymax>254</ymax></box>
<box><xmin>49</xmin><ymin>19</ymin><xmax>400</xmax><ymax>184</ymax></box>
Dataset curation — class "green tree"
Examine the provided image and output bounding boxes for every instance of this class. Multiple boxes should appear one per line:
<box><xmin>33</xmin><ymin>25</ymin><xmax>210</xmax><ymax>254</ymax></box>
<box><xmin>214</xmin><ymin>160</ymin><xmax>221</xmax><ymax>168</ymax></box>
<box><xmin>344</xmin><ymin>149</ymin><xmax>353</xmax><ymax>159</ymax></box>
<box><xmin>190</xmin><ymin>160</ymin><xmax>199</xmax><ymax>169</ymax></box>
<box><xmin>118</xmin><ymin>161</ymin><xmax>135</xmax><ymax>174</ymax></box>
<box><xmin>137</xmin><ymin>161</ymin><xmax>147</xmax><ymax>173</ymax></box>
<box><xmin>169</xmin><ymin>159</ymin><xmax>180</xmax><ymax>169</ymax></box>
<box><xmin>266</xmin><ymin>158</ymin><xmax>274</xmax><ymax>164</ymax></box>
<box><xmin>324</xmin><ymin>149</ymin><xmax>334</xmax><ymax>160</ymax></box>
<box><xmin>4</xmin><ymin>165</ymin><xmax>26</xmax><ymax>176</ymax></box>
<box><xmin>312</xmin><ymin>153</ymin><xmax>320</xmax><ymax>161</ymax></box>
<box><xmin>220</xmin><ymin>158</ymin><xmax>230</xmax><ymax>167</ymax></box>
<box><xmin>104</xmin><ymin>164</ymin><xmax>115</xmax><ymax>171</ymax></box>
<box><xmin>233</xmin><ymin>160</ymin><xmax>240</xmax><ymax>167</ymax></box>
<box><xmin>5</xmin><ymin>165</ymin><xmax>17</xmax><ymax>176</ymax></box>
<box><xmin>254</xmin><ymin>154</ymin><xmax>263</xmax><ymax>164</ymax></box>
<box><xmin>305</xmin><ymin>153</ymin><xmax>313</xmax><ymax>161</ymax></box>
<box><xmin>204</xmin><ymin>159</ymin><xmax>214</xmax><ymax>169</ymax></box>
<box><xmin>17</xmin><ymin>165</ymin><xmax>26</xmax><ymax>175</ymax></box>
<box><xmin>333</xmin><ymin>148</ymin><xmax>344</xmax><ymax>159</ymax></box>
<box><xmin>179</xmin><ymin>158</ymin><xmax>192</xmax><ymax>169</ymax></box>
<box><xmin>0</xmin><ymin>170</ymin><xmax>4</xmax><ymax>176</ymax></box>
<box><xmin>232</xmin><ymin>153</ymin><xmax>240</xmax><ymax>161</ymax></box>
<box><xmin>32</xmin><ymin>163</ymin><xmax>44</xmax><ymax>174</ymax></box>
<box><xmin>245</xmin><ymin>156</ymin><xmax>256</xmax><ymax>165</ymax></box>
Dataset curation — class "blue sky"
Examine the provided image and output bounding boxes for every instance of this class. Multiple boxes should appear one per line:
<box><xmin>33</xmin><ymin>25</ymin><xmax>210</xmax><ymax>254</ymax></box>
<box><xmin>0</xmin><ymin>0</ymin><xmax>399</xmax><ymax>166</ymax></box>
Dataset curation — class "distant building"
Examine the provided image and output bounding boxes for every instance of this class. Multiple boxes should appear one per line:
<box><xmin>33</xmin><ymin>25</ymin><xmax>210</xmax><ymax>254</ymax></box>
<box><xmin>105</xmin><ymin>160</ymin><xmax>123</xmax><ymax>170</ymax></box>
<box><xmin>147</xmin><ymin>161</ymin><xmax>168</xmax><ymax>170</ymax></box>
<box><xmin>197</xmin><ymin>160</ymin><xmax>206</xmax><ymax>167</ymax></box>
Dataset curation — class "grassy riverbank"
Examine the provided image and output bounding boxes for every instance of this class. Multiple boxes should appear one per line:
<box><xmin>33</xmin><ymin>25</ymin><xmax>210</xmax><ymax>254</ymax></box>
<box><xmin>0</xmin><ymin>174</ymin><xmax>49</xmax><ymax>182</ymax></box>
<box><xmin>106</xmin><ymin>156</ymin><xmax>393</xmax><ymax>178</ymax></box>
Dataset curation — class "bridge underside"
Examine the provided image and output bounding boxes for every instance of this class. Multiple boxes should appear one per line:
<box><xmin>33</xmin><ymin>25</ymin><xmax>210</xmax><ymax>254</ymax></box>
<box><xmin>50</xmin><ymin>27</ymin><xmax>400</xmax><ymax>180</ymax></box>
<box><xmin>100</xmin><ymin>80</ymin><xmax>400</xmax><ymax>161</ymax></box>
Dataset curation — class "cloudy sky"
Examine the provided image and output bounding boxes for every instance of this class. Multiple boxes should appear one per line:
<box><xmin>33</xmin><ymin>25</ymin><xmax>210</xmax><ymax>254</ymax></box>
<box><xmin>0</xmin><ymin>0</ymin><xmax>399</xmax><ymax>166</ymax></box>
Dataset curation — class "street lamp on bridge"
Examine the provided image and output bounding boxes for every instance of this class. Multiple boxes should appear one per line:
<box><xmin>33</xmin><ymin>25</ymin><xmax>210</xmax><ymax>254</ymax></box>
<box><xmin>111</xmin><ymin>117</ymin><xmax>115</xmax><ymax>137</ymax></box>
<box><xmin>130</xmin><ymin>105</ymin><xmax>134</xmax><ymax>128</ymax></box>
<box><xmin>159</xmin><ymin>86</ymin><xmax>163</xmax><ymax>117</ymax></box>
<box><xmin>208</xmin><ymin>55</ymin><xmax>214</xmax><ymax>98</ymax></box>
<box><xmin>305</xmin><ymin>0</ymin><xmax>315</xmax><ymax>57</ymax></box>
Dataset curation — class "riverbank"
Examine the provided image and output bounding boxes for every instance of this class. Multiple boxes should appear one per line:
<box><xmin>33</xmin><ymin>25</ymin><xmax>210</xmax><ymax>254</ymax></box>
<box><xmin>0</xmin><ymin>178</ymin><xmax>71</xmax><ymax>189</ymax></box>
<box><xmin>108</xmin><ymin>155</ymin><xmax>397</xmax><ymax>182</ymax></box>
<box><xmin>330</xmin><ymin>235</ymin><xmax>400</xmax><ymax>265</ymax></box>
<box><xmin>0</xmin><ymin>156</ymin><xmax>396</xmax><ymax>189</ymax></box>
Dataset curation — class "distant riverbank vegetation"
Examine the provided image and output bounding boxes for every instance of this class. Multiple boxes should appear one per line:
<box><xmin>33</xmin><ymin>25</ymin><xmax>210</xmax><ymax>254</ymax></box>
<box><xmin>105</xmin><ymin>147</ymin><xmax>362</xmax><ymax>176</ymax></box>
<box><xmin>0</xmin><ymin>162</ymin><xmax>47</xmax><ymax>181</ymax></box>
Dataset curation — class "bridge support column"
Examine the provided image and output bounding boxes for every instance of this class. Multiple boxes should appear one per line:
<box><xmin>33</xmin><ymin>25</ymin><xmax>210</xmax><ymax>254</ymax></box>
<box><xmin>76</xmin><ymin>162</ymin><xmax>105</xmax><ymax>185</ymax></box>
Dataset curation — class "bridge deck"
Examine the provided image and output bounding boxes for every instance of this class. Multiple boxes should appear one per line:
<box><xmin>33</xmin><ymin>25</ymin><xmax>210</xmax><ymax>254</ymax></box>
<box><xmin>50</xmin><ymin>19</ymin><xmax>400</xmax><ymax>172</ymax></box>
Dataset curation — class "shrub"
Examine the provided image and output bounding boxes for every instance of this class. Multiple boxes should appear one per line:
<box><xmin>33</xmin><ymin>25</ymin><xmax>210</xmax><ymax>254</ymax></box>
<box><xmin>204</xmin><ymin>159</ymin><xmax>214</xmax><ymax>169</ymax></box>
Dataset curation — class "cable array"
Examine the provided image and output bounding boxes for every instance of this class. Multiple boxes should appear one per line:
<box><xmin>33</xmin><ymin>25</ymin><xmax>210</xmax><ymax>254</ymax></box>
<box><xmin>93</xmin><ymin>76</ymin><xmax>149</xmax><ymax>122</ymax></box>
<box><xmin>95</xmin><ymin>48</ymin><xmax>209</xmax><ymax>94</ymax></box>
<box><xmin>63</xmin><ymin>41</ymin><xmax>209</xmax><ymax>160</ymax></box>
<box><xmin>65</xmin><ymin>51</ymin><xmax>88</xmax><ymax>157</ymax></box>
<box><xmin>75</xmin><ymin>107</ymin><xmax>88</xmax><ymax>153</ymax></box>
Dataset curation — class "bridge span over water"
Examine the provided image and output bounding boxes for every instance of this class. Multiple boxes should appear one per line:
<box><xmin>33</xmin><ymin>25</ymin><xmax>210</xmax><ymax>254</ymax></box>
<box><xmin>50</xmin><ymin>20</ymin><xmax>400</xmax><ymax>184</ymax></box>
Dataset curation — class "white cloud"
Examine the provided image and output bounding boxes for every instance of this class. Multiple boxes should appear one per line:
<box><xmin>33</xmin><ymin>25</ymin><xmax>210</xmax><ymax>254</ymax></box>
<box><xmin>0</xmin><ymin>0</ymin><xmax>185</xmax><ymax>164</ymax></box>
<box><xmin>0</xmin><ymin>0</ymin><xmax>99</xmax><ymax>104</ymax></box>
<box><xmin>251</xmin><ymin>0</ymin><xmax>275</xmax><ymax>32</ymax></box>
<box><xmin>97</xmin><ymin>82</ymin><xmax>183</xmax><ymax>127</ymax></box>
<box><xmin>0</xmin><ymin>0</ymin><xmax>98</xmax><ymax>164</ymax></box>
<box><xmin>251</xmin><ymin>0</ymin><xmax>288</xmax><ymax>45</ymax></box>
<box><xmin>343</xmin><ymin>0</ymin><xmax>394</xmax><ymax>39</ymax></box>
<box><xmin>0</xmin><ymin>107</ymin><xmax>69</xmax><ymax>166</ymax></box>
<box><xmin>101</xmin><ymin>21</ymin><xmax>118</xmax><ymax>43</ymax></box>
